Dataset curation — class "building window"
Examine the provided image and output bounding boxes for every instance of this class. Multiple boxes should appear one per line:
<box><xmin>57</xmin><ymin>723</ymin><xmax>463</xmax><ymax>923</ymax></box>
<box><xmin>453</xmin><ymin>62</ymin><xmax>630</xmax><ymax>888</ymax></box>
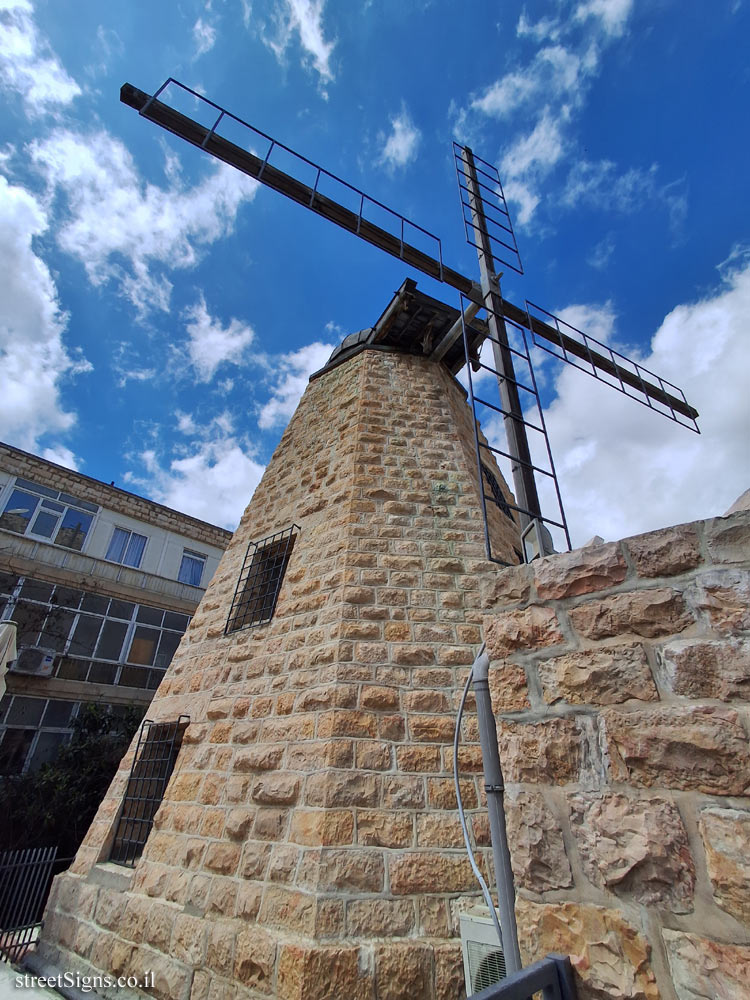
<box><xmin>109</xmin><ymin>716</ymin><xmax>189</xmax><ymax>866</ymax></box>
<box><xmin>481</xmin><ymin>463</ymin><xmax>514</xmax><ymax>520</ymax></box>
<box><xmin>178</xmin><ymin>550</ymin><xmax>206</xmax><ymax>588</ymax></box>
<box><xmin>226</xmin><ymin>525</ymin><xmax>298</xmax><ymax>633</ymax></box>
<box><xmin>0</xmin><ymin>478</ymin><xmax>97</xmax><ymax>552</ymax></box>
<box><xmin>3</xmin><ymin>576</ymin><xmax>190</xmax><ymax>692</ymax></box>
<box><xmin>106</xmin><ymin>527</ymin><xmax>147</xmax><ymax>568</ymax></box>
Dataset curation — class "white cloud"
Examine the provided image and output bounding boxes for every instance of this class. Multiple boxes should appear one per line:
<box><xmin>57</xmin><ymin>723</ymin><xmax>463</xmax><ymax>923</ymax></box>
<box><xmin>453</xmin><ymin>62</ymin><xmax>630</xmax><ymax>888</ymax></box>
<box><xmin>587</xmin><ymin>233</ymin><xmax>616</xmax><ymax>270</ymax></box>
<box><xmin>0</xmin><ymin>174</ymin><xmax>87</xmax><ymax>454</ymax></box>
<box><xmin>183</xmin><ymin>294</ymin><xmax>255</xmax><ymax>382</ymax></box>
<box><xmin>0</xmin><ymin>0</ymin><xmax>81</xmax><ymax>114</ymax></box>
<box><xmin>41</xmin><ymin>445</ymin><xmax>78</xmax><ymax>470</ymax></box>
<box><xmin>258</xmin><ymin>340</ymin><xmax>335</xmax><ymax>428</ymax></box>
<box><xmin>516</xmin><ymin>11</ymin><xmax>563</xmax><ymax>42</ymax></box>
<box><xmin>460</xmin><ymin>0</ymin><xmax>637</xmax><ymax>228</ymax></box>
<box><xmin>554</xmin><ymin>301</ymin><xmax>616</xmax><ymax>346</ymax></box>
<box><xmin>472</xmin><ymin>46</ymin><xmax>587</xmax><ymax>118</ymax></box>
<box><xmin>111</xmin><ymin>341</ymin><xmax>157</xmax><ymax>388</ymax></box>
<box><xmin>562</xmin><ymin>159</ymin><xmax>688</xmax><ymax>237</ymax></box>
<box><xmin>127</xmin><ymin>416</ymin><xmax>265</xmax><ymax>529</ymax></box>
<box><xmin>30</xmin><ymin>129</ymin><xmax>258</xmax><ymax>318</ymax></box>
<box><xmin>499</xmin><ymin>108</ymin><xmax>568</xmax><ymax>225</ymax></box>
<box><xmin>574</xmin><ymin>0</ymin><xmax>633</xmax><ymax>37</ymax></box>
<box><xmin>538</xmin><ymin>255</ymin><xmax>750</xmax><ymax>546</ymax></box>
<box><xmin>193</xmin><ymin>16</ymin><xmax>217</xmax><ymax>57</ymax></box>
<box><xmin>378</xmin><ymin>105</ymin><xmax>421</xmax><ymax>172</ymax></box>
<box><xmin>501</xmin><ymin>107</ymin><xmax>568</xmax><ymax>179</ymax></box>
<box><xmin>264</xmin><ymin>0</ymin><xmax>335</xmax><ymax>86</ymax></box>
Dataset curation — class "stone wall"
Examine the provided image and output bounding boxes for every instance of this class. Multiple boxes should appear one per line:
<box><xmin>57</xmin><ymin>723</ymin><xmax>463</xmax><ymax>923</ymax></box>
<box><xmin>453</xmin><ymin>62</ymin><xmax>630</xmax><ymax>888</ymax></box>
<box><xmin>482</xmin><ymin>509</ymin><xmax>750</xmax><ymax>1000</ymax></box>
<box><xmin>40</xmin><ymin>348</ymin><xmax>521</xmax><ymax>1000</ymax></box>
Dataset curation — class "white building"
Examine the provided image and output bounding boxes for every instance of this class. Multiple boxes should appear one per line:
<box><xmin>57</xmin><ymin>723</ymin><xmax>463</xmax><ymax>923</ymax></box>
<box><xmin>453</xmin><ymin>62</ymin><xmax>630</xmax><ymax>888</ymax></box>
<box><xmin>0</xmin><ymin>442</ymin><xmax>232</xmax><ymax>775</ymax></box>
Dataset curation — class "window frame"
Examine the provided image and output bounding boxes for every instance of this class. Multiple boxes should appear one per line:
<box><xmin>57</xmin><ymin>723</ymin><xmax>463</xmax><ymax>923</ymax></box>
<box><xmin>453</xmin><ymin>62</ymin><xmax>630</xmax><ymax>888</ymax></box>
<box><xmin>0</xmin><ymin>478</ymin><xmax>98</xmax><ymax>552</ymax></box>
<box><xmin>109</xmin><ymin>715</ymin><xmax>189</xmax><ymax>866</ymax></box>
<box><xmin>105</xmin><ymin>526</ymin><xmax>148</xmax><ymax>569</ymax></box>
<box><xmin>178</xmin><ymin>549</ymin><xmax>207</xmax><ymax>588</ymax></box>
<box><xmin>226</xmin><ymin>525</ymin><xmax>298</xmax><ymax>634</ymax></box>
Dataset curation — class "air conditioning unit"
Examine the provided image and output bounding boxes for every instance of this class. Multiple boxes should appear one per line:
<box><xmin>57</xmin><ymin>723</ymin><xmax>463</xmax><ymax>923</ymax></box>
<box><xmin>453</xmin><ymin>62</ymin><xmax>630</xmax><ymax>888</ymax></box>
<box><xmin>11</xmin><ymin>646</ymin><xmax>56</xmax><ymax>677</ymax></box>
<box><xmin>460</xmin><ymin>907</ymin><xmax>507</xmax><ymax>996</ymax></box>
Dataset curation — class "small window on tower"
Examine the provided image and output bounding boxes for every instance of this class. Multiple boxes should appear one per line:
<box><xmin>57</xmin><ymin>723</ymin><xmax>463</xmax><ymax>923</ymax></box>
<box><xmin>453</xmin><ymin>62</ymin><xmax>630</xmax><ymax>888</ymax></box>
<box><xmin>109</xmin><ymin>716</ymin><xmax>189</xmax><ymax>866</ymax></box>
<box><xmin>481</xmin><ymin>463</ymin><xmax>514</xmax><ymax>520</ymax></box>
<box><xmin>226</xmin><ymin>525</ymin><xmax>298</xmax><ymax>633</ymax></box>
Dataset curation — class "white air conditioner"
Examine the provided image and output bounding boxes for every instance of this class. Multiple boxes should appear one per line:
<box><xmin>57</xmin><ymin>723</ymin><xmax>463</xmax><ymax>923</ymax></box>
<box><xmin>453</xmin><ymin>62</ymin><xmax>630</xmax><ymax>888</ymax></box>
<box><xmin>460</xmin><ymin>907</ymin><xmax>507</xmax><ymax>996</ymax></box>
<box><xmin>11</xmin><ymin>646</ymin><xmax>56</xmax><ymax>677</ymax></box>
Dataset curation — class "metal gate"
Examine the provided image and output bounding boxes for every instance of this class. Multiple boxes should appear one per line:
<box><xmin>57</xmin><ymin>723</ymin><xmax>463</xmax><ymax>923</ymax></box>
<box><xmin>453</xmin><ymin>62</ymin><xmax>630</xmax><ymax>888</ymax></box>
<box><xmin>0</xmin><ymin>846</ymin><xmax>59</xmax><ymax>964</ymax></box>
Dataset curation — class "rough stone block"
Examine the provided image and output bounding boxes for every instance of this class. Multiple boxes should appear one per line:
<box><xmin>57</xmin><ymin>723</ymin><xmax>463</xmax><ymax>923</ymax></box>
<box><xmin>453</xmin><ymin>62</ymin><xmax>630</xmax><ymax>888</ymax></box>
<box><xmin>346</xmin><ymin>898</ymin><xmax>415</xmax><ymax>938</ymax></box>
<box><xmin>539</xmin><ymin>642</ymin><xmax>657</xmax><ymax>706</ymax></box>
<box><xmin>409</xmin><ymin>715</ymin><xmax>456</xmax><ymax>743</ymax></box>
<box><xmin>692</xmin><ymin>568</ymin><xmax>750</xmax><ymax>633</ymax></box>
<box><xmin>480</xmin><ymin>564</ymin><xmax>533</xmax><ymax>608</ymax></box>
<box><xmin>172</xmin><ymin>912</ymin><xmax>207</xmax><ymax>967</ymax></box>
<box><xmin>534</xmin><ymin>542</ymin><xmax>627</xmax><ymax>599</ymax></box>
<box><xmin>515</xmin><ymin>899</ymin><xmax>658</xmax><ymax>1000</ymax></box>
<box><xmin>663</xmin><ymin>930</ymin><xmax>750</xmax><ymax>1000</ymax></box>
<box><xmin>498</xmin><ymin>717</ymin><xmax>582</xmax><ymax>784</ymax></box>
<box><xmin>603</xmin><ymin>706</ymin><xmax>750</xmax><ymax>794</ymax></box>
<box><xmin>625</xmin><ymin>523</ymin><xmax>702</xmax><ymax>577</ymax></box>
<box><xmin>699</xmin><ymin>807</ymin><xmax>750</xmax><ymax>923</ymax></box>
<box><xmin>569</xmin><ymin>792</ymin><xmax>694</xmax><ymax>908</ymax></box>
<box><xmin>233</xmin><ymin>745</ymin><xmax>284</xmax><ymax>772</ymax></box>
<box><xmin>433</xmin><ymin>943</ymin><xmax>465</xmax><ymax>1000</ymax></box>
<box><xmin>505</xmin><ymin>788</ymin><xmax>572</xmax><ymax>892</ymax></box>
<box><xmin>487</xmin><ymin>661</ymin><xmax>530</xmax><ymax>712</ymax></box>
<box><xmin>705</xmin><ymin>511</ymin><xmax>750</xmax><ymax>565</ymax></box>
<box><xmin>259</xmin><ymin>886</ymin><xmax>316</xmax><ymax>936</ymax></box>
<box><xmin>305</xmin><ymin>772</ymin><xmax>379</xmax><ymax>808</ymax></box>
<box><xmin>356</xmin><ymin>740</ymin><xmax>392</xmax><ymax>771</ymax></box>
<box><xmin>290</xmin><ymin>809</ymin><xmax>354</xmax><ymax>846</ymax></box>
<box><xmin>315</xmin><ymin>848</ymin><xmax>385</xmax><ymax>892</ymax></box>
<box><xmin>389</xmin><ymin>853</ymin><xmax>475</xmax><ymax>894</ymax></box>
<box><xmin>276</xmin><ymin>944</ymin><xmax>370</xmax><ymax>1000</ymax></box>
<box><xmin>660</xmin><ymin>636</ymin><xmax>750</xmax><ymax>700</ymax></box>
<box><xmin>485</xmin><ymin>606</ymin><xmax>564</xmax><ymax>658</ymax></box>
<box><xmin>252</xmin><ymin>773</ymin><xmax>301</xmax><ymax>805</ymax></box>
<box><xmin>234</xmin><ymin>927</ymin><xmax>277</xmax><ymax>994</ymax></box>
<box><xmin>569</xmin><ymin>587</ymin><xmax>693</xmax><ymax>640</ymax></box>
<box><xmin>374</xmin><ymin>943</ymin><xmax>432</xmax><ymax>1000</ymax></box>
<box><xmin>358</xmin><ymin>810</ymin><xmax>413</xmax><ymax>848</ymax></box>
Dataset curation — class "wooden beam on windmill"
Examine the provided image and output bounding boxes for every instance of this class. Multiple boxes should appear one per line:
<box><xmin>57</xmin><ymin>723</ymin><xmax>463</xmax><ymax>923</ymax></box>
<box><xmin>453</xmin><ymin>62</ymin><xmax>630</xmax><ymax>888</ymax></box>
<box><xmin>120</xmin><ymin>78</ymin><xmax>700</xmax><ymax>563</ymax></box>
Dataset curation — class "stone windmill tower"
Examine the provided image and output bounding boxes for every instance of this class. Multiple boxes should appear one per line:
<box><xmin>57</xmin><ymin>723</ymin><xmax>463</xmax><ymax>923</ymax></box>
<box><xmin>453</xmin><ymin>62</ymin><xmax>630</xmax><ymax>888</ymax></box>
<box><xmin>39</xmin><ymin>281</ymin><xmax>523</xmax><ymax>999</ymax></box>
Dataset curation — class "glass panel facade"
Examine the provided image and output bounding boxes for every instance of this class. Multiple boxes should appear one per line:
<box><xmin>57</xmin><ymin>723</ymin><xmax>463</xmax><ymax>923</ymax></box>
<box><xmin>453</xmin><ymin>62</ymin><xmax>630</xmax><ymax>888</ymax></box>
<box><xmin>0</xmin><ymin>572</ymin><xmax>191</xmax><ymax>774</ymax></box>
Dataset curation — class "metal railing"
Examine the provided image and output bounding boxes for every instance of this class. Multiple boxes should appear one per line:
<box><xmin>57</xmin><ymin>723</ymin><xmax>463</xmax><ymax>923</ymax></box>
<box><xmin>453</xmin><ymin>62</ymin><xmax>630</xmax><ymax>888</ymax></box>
<box><xmin>0</xmin><ymin>846</ymin><xmax>64</xmax><ymax>964</ymax></box>
<box><xmin>472</xmin><ymin>955</ymin><xmax>577</xmax><ymax>999</ymax></box>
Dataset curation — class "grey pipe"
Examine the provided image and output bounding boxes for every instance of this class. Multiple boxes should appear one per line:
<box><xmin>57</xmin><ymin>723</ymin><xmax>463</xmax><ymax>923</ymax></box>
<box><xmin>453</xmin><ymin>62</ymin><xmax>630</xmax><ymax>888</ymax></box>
<box><xmin>472</xmin><ymin>648</ymin><xmax>522</xmax><ymax>974</ymax></box>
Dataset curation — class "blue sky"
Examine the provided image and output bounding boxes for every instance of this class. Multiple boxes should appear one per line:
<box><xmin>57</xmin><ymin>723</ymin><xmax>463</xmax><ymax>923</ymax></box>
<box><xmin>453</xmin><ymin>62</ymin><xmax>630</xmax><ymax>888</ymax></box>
<box><xmin>0</xmin><ymin>0</ymin><xmax>748</xmax><ymax>547</ymax></box>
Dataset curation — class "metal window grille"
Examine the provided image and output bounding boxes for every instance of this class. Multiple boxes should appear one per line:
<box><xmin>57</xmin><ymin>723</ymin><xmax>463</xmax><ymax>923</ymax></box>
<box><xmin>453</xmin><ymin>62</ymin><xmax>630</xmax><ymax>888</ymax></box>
<box><xmin>109</xmin><ymin>716</ymin><xmax>188</xmax><ymax>867</ymax></box>
<box><xmin>0</xmin><ymin>846</ymin><xmax>59</xmax><ymax>964</ymax></box>
<box><xmin>226</xmin><ymin>526</ymin><xmax>298</xmax><ymax>634</ymax></box>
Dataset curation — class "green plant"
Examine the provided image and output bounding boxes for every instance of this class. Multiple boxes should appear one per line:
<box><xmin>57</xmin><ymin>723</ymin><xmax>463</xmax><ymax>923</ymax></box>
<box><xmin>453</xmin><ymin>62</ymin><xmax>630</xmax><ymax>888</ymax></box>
<box><xmin>0</xmin><ymin>704</ymin><xmax>141</xmax><ymax>857</ymax></box>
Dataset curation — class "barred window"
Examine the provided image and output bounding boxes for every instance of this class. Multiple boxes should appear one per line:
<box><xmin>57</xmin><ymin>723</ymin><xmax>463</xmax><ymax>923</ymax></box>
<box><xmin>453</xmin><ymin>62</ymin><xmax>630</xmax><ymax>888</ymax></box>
<box><xmin>226</xmin><ymin>526</ymin><xmax>298</xmax><ymax>633</ymax></box>
<box><xmin>481</xmin><ymin>463</ymin><xmax>513</xmax><ymax>520</ymax></box>
<box><xmin>110</xmin><ymin>716</ymin><xmax>188</xmax><ymax>866</ymax></box>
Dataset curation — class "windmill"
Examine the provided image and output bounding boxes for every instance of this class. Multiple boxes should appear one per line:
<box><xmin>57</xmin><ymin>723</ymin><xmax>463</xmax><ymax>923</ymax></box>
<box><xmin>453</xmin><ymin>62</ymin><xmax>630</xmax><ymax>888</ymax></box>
<box><xmin>121</xmin><ymin>79</ymin><xmax>699</xmax><ymax>565</ymax></box>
